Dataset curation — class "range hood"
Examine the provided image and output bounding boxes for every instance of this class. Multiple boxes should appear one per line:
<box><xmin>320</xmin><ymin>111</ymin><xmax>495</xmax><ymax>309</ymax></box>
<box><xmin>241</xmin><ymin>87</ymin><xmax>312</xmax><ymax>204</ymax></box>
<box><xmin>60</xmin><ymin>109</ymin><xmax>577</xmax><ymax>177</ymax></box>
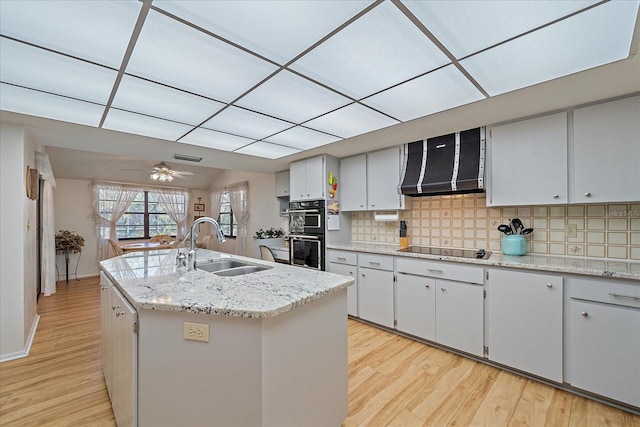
<box><xmin>399</xmin><ymin>127</ymin><xmax>485</xmax><ymax>197</ymax></box>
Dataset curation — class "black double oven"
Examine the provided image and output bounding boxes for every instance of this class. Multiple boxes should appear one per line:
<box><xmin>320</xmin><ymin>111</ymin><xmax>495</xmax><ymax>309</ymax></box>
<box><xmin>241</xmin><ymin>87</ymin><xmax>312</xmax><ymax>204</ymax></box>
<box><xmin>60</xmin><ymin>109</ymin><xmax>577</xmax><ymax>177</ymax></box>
<box><xmin>288</xmin><ymin>200</ymin><xmax>325</xmax><ymax>270</ymax></box>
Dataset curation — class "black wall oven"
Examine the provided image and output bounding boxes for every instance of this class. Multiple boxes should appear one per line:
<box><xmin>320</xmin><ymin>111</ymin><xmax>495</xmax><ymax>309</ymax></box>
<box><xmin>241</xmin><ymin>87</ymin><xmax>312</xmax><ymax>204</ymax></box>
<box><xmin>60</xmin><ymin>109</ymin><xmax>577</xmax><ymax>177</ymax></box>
<box><xmin>289</xmin><ymin>200</ymin><xmax>325</xmax><ymax>270</ymax></box>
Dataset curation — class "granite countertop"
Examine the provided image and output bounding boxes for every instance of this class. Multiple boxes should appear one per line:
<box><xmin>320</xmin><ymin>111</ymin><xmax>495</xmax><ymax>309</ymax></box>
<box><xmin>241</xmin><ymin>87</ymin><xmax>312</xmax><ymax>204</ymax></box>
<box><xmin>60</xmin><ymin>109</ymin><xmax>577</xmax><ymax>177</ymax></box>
<box><xmin>327</xmin><ymin>242</ymin><xmax>640</xmax><ymax>281</ymax></box>
<box><xmin>100</xmin><ymin>249</ymin><xmax>353</xmax><ymax>318</ymax></box>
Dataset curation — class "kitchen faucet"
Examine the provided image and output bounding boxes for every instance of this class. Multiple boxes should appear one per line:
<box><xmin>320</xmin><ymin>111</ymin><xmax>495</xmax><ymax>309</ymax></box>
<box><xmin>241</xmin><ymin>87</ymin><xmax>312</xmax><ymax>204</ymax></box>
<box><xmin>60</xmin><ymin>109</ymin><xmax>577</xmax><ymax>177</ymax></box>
<box><xmin>187</xmin><ymin>216</ymin><xmax>226</xmax><ymax>271</ymax></box>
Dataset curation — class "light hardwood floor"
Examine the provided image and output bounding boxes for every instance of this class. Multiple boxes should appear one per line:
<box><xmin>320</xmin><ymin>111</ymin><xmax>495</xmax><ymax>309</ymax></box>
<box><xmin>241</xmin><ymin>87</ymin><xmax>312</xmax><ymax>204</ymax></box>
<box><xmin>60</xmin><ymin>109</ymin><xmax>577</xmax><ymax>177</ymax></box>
<box><xmin>1</xmin><ymin>277</ymin><xmax>638</xmax><ymax>426</ymax></box>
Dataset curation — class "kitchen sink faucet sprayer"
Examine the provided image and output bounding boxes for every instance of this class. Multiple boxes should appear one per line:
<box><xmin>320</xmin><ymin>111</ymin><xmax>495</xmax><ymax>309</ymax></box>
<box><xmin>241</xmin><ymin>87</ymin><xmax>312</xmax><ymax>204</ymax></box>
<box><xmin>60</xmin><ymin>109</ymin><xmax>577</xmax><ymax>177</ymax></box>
<box><xmin>187</xmin><ymin>216</ymin><xmax>226</xmax><ymax>271</ymax></box>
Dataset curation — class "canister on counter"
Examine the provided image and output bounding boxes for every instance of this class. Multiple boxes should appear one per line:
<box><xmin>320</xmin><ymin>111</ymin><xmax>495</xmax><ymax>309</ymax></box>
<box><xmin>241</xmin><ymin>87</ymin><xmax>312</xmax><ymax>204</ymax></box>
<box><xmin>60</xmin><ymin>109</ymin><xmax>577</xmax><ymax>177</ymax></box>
<box><xmin>399</xmin><ymin>220</ymin><xmax>408</xmax><ymax>248</ymax></box>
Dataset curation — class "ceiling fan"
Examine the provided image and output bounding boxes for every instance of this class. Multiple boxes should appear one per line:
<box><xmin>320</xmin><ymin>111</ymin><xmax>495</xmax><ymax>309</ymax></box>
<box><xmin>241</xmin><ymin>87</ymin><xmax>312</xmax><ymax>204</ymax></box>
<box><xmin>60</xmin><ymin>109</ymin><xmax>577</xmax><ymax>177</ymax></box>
<box><xmin>123</xmin><ymin>161</ymin><xmax>194</xmax><ymax>182</ymax></box>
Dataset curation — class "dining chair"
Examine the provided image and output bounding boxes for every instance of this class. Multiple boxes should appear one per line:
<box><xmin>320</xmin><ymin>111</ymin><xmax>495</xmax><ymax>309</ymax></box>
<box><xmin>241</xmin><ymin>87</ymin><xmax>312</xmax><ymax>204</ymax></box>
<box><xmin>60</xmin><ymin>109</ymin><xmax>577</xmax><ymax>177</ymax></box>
<box><xmin>108</xmin><ymin>238</ymin><xmax>124</xmax><ymax>257</ymax></box>
<box><xmin>196</xmin><ymin>234</ymin><xmax>213</xmax><ymax>249</ymax></box>
<box><xmin>259</xmin><ymin>245</ymin><xmax>276</xmax><ymax>262</ymax></box>
<box><xmin>150</xmin><ymin>234</ymin><xmax>171</xmax><ymax>243</ymax></box>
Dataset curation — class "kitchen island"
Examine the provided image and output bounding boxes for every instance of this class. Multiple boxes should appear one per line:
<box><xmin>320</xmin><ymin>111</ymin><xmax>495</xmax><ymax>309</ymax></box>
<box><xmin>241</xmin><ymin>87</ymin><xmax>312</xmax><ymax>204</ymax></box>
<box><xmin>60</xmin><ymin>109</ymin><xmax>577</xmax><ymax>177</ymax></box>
<box><xmin>100</xmin><ymin>249</ymin><xmax>353</xmax><ymax>427</ymax></box>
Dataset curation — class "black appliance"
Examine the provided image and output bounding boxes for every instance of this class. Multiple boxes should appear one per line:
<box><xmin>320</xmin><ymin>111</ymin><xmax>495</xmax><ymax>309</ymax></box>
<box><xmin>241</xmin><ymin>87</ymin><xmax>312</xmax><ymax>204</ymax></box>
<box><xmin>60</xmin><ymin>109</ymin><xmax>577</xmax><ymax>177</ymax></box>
<box><xmin>289</xmin><ymin>200</ymin><xmax>325</xmax><ymax>270</ymax></box>
<box><xmin>397</xmin><ymin>245</ymin><xmax>491</xmax><ymax>260</ymax></box>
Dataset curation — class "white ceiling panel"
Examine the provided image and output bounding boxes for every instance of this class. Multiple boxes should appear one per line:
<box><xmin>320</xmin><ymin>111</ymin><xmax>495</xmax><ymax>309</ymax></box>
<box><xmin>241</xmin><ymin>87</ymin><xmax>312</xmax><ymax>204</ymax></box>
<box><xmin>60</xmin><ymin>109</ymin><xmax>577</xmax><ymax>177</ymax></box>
<box><xmin>202</xmin><ymin>106</ymin><xmax>293</xmax><ymax>140</ymax></box>
<box><xmin>403</xmin><ymin>0</ymin><xmax>599</xmax><ymax>59</ymax></box>
<box><xmin>179</xmin><ymin>127</ymin><xmax>255</xmax><ymax>151</ymax></box>
<box><xmin>289</xmin><ymin>1</ymin><xmax>449</xmax><ymax>99</ymax></box>
<box><xmin>461</xmin><ymin>1</ymin><xmax>640</xmax><ymax>97</ymax></box>
<box><xmin>0</xmin><ymin>83</ymin><xmax>104</xmax><ymax>127</ymax></box>
<box><xmin>305</xmin><ymin>103</ymin><xmax>400</xmax><ymax>138</ymax></box>
<box><xmin>0</xmin><ymin>38</ymin><xmax>117</xmax><ymax>104</ymax></box>
<box><xmin>0</xmin><ymin>0</ymin><xmax>141</xmax><ymax>68</ymax></box>
<box><xmin>103</xmin><ymin>109</ymin><xmax>193</xmax><ymax>141</ymax></box>
<box><xmin>237</xmin><ymin>70</ymin><xmax>351</xmax><ymax>123</ymax></box>
<box><xmin>264</xmin><ymin>126</ymin><xmax>340</xmax><ymax>150</ymax></box>
<box><xmin>152</xmin><ymin>0</ymin><xmax>371</xmax><ymax>64</ymax></box>
<box><xmin>112</xmin><ymin>75</ymin><xmax>225</xmax><ymax>126</ymax></box>
<box><xmin>234</xmin><ymin>141</ymin><xmax>302</xmax><ymax>160</ymax></box>
<box><xmin>126</xmin><ymin>9</ymin><xmax>278</xmax><ymax>102</ymax></box>
<box><xmin>363</xmin><ymin>65</ymin><xmax>485</xmax><ymax>122</ymax></box>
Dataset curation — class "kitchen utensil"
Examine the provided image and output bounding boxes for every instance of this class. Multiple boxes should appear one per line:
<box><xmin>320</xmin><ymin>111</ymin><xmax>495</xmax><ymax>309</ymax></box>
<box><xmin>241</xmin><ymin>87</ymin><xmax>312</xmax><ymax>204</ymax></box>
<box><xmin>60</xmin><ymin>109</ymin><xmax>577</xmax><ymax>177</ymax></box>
<box><xmin>498</xmin><ymin>224</ymin><xmax>512</xmax><ymax>235</ymax></box>
<box><xmin>508</xmin><ymin>220</ymin><xmax>517</xmax><ymax>234</ymax></box>
<box><xmin>521</xmin><ymin>228</ymin><xmax>534</xmax><ymax>235</ymax></box>
<box><xmin>511</xmin><ymin>218</ymin><xmax>523</xmax><ymax>234</ymax></box>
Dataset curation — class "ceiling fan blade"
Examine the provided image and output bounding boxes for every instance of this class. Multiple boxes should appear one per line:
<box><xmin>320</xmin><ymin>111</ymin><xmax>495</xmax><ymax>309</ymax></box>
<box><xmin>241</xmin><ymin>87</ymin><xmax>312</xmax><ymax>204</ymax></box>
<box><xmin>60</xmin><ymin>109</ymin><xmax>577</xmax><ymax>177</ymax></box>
<box><xmin>172</xmin><ymin>170</ymin><xmax>194</xmax><ymax>176</ymax></box>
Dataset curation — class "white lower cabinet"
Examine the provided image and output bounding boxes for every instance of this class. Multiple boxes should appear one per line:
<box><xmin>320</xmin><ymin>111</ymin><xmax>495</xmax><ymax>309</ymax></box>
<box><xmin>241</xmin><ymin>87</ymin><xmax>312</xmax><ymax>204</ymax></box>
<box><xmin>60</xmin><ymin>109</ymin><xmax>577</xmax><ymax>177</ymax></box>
<box><xmin>101</xmin><ymin>272</ymin><xmax>138</xmax><ymax>427</ymax></box>
<box><xmin>569</xmin><ymin>277</ymin><xmax>640</xmax><ymax>407</ymax></box>
<box><xmin>358</xmin><ymin>254</ymin><xmax>394</xmax><ymax>328</ymax></box>
<box><xmin>327</xmin><ymin>250</ymin><xmax>358</xmax><ymax>317</ymax></box>
<box><xmin>436</xmin><ymin>280</ymin><xmax>484</xmax><ymax>357</ymax></box>
<box><xmin>395</xmin><ymin>272</ymin><xmax>436</xmax><ymax>341</ymax></box>
<box><xmin>487</xmin><ymin>269</ymin><xmax>563</xmax><ymax>382</ymax></box>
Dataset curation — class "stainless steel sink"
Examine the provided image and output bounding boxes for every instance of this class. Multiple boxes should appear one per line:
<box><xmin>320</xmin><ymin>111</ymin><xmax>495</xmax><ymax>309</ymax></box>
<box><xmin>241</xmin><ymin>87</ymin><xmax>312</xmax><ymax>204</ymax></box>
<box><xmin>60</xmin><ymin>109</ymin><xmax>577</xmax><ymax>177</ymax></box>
<box><xmin>197</xmin><ymin>259</ymin><xmax>271</xmax><ymax>276</ymax></box>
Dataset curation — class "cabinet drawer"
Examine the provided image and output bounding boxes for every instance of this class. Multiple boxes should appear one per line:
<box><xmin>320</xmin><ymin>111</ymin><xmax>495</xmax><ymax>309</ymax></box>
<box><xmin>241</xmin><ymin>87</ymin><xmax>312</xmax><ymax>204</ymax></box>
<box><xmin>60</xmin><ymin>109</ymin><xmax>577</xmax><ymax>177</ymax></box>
<box><xmin>570</xmin><ymin>277</ymin><xmax>640</xmax><ymax>309</ymax></box>
<box><xmin>396</xmin><ymin>257</ymin><xmax>483</xmax><ymax>284</ymax></box>
<box><xmin>327</xmin><ymin>250</ymin><xmax>357</xmax><ymax>265</ymax></box>
<box><xmin>358</xmin><ymin>254</ymin><xmax>394</xmax><ymax>271</ymax></box>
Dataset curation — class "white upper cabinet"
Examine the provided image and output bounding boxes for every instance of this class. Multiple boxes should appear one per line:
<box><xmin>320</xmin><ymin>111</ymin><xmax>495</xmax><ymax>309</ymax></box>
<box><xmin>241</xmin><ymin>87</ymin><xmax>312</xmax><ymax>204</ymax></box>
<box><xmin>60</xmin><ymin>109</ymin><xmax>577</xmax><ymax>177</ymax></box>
<box><xmin>289</xmin><ymin>156</ymin><xmax>325</xmax><ymax>201</ymax></box>
<box><xmin>572</xmin><ymin>95</ymin><xmax>640</xmax><ymax>203</ymax></box>
<box><xmin>340</xmin><ymin>147</ymin><xmax>409</xmax><ymax>211</ymax></box>
<box><xmin>488</xmin><ymin>112</ymin><xmax>568</xmax><ymax>206</ymax></box>
<box><xmin>339</xmin><ymin>154</ymin><xmax>367</xmax><ymax>211</ymax></box>
<box><xmin>275</xmin><ymin>170</ymin><xmax>290</xmax><ymax>198</ymax></box>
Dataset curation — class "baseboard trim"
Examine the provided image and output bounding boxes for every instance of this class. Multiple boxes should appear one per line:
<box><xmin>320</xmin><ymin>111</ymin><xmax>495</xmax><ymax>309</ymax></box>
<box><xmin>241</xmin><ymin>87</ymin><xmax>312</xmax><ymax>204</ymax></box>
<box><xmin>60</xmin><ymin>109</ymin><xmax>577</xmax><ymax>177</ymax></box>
<box><xmin>0</xmin><ymin>314</ymin><xmax>40</xmax><ymax>363</ymax></box>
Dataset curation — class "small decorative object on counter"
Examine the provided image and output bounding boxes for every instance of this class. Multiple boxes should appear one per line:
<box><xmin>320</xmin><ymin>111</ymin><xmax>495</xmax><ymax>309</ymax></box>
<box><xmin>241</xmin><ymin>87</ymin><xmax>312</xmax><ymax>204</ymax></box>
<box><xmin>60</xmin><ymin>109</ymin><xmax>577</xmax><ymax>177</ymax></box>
<box><xmin>497</xmin><ymin>218</ymin><xmax>532</xmax><ymax>255</ymax></box>
<box><xmin>399</xmin><ymin>220</ymin><xmax>408</xmax><ymax>249</ymax></box>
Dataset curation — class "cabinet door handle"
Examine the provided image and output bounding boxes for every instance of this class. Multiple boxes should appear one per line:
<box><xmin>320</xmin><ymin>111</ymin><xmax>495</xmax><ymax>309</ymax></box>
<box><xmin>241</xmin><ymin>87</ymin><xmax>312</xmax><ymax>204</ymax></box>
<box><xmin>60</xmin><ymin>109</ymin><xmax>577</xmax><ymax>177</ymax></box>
<box><xmin>115</xmin><ymin>311</ymin><xmax>125</xmax><ymax>317</ymax></box>
<box><xmin>111</xmin><ymin>305</ymin><xmax>120</xmax><ymax>311</ymax></box>
<box><xmin>349</xmin><ymin>271</ymin><xmax>353</xmax><ymax>275</ymax></box>
<box><xmin>546</xmin><ymin>283</ymin><xmax>553</xmax><ymax>288</ymax></box>
<box><xmin>584</xmin><ymin>192</ymin><xmax>592</xmax><ymax>197</ymax></box>
<box><xmin>337</xmin><ymin>257</ymin><xmax>346</xmax><ymax>261</ymax></box>
<box><xmin>440</xmin><ymin>287</ymin><xmax>446</xmax><ymax>291</ymax></box>
<box><xmin>608</xmin><ymin>292</ymin><xmax>640</xmax><ymax>300</ymax></box>
<box><xmin>581</xmin><ymin>312</ymin><xmax>589</xmax><ymax>317</ymax></box>
<box><xmin>553</xmin><ymin>194</ymin><xmax>559</xmax><ymax>199</ymax></box>
<box><xmin>428</xmin><ymin>269</ymin><xmax>443</xmax><ymax>274</ymax></box>
<box><xmin>424</xmin><ymin>285</ymin><xmax>430</xmax><ymax>289</ymax></box>
<box><xmin>361</xmin><ymin>273</ymin><xmax>365</xmax><ymax>278</ymax></box>
<box><xmin>368</xmin><ymin>261</ymin><xmax>381</xmax><ymax>266</ymax></box>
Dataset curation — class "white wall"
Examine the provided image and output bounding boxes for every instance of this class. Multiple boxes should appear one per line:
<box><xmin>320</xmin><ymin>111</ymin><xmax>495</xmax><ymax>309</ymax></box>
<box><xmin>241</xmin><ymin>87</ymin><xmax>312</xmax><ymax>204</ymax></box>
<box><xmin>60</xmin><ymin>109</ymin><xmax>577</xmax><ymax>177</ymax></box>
<box><xmin>209</xmin><ymin>170</ymin><xmax>287</xmax><ymax>259</ymax></box>
<box><xmin>0</xmin><ymin>123</ymin><xmax>38</xmax><ymax>360</ymax></box>
<box><xmin>53</xmin><ymin>179</ymin><xmax>99</xmax><ymax>278</ymax></box>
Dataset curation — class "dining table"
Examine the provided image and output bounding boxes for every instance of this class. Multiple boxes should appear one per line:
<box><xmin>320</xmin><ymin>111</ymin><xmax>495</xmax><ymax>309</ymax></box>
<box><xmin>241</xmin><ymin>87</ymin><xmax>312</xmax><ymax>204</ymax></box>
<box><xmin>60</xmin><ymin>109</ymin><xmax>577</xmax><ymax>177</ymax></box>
<box><xmin>120</xmin><ymin>241</ymin><xmax>174</xmax><ymax>253</ymax></box>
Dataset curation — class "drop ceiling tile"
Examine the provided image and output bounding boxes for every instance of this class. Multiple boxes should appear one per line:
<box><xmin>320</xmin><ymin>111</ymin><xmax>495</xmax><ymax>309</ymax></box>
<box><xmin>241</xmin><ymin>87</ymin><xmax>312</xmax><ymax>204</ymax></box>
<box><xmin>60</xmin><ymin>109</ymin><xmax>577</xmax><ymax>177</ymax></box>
<box><xmin>460</xmin><ymin>1</ymin><xmax>640</xmax><ymax>97</ymax></box>
<box><xmin>234</xmin><ymin>142</ymin><xmax>302</xmax><ymax>160</ymax></box>
<box><xmin>0</xmin><ymin>0</ymin><xmax>141</xmax><ymax>68</ymax></box>
<box><xmin>126</xmin><ymin>9</ymin><xmax>278</xmax><ymax>102</ymax></box>
<box><xmin>179</xmin><ymin>127</ymin><xmax>255</xmax><ymax>151</ymax></box>
<box><xmin>0</xmin><ymin>83</ymin><xmax>104</xmax><ymax>127</ymax></box>
<box><xmin>112</xmin><ymin>75</ymin><xmax>225</xmax><ymax>126</ymax></box>
<box><xmin>0</xmin><ymin>38</ymin><xmax>117</xmax><ymax>104</ymax></box>
<box><xmin>237</xmin><ymin>70</ymin><xmax>351</xmax><ymax>123</ymax></box>
<box><xmin>152</xmin><ymin>0</ymin><xmax>371</xmax><ymax>64</ymax></box>
<box><xmin>264</xmin><ymin>126</ymin><xmax>340</xmax><ymax>150</ymax></box>
<box><xmin>403</xmin><ymin>0</ymin><xmax>599</xmax><ymax>59</ymax></box>
<box><xmin>305</xmin><ymin>103</ymin><xmax>400</xmax><ymax>138</ymax></box>
<box><xmin>363</xmin><ymin>65</ymin><xmax>484</xmax><ymax>122</ymax></box>
<box><xmin>103</xmin><ymin>109</ymin><xmax>193</xmax><ymax>141</ymax></box>
<box><xmin>289</xmin><ymin>1</ymin><xmax>449</xmax><ymax>99</ymax></box>
<box><xmin>202</xmin><ymin>106</ymin><xmax>293</xmax><ymax>140</ymax></box>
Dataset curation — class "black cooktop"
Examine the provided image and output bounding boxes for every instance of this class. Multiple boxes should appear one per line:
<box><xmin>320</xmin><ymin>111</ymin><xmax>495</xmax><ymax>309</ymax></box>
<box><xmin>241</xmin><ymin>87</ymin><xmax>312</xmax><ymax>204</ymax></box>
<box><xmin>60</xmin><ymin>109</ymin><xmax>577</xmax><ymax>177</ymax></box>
<box><xmin>397</xmin><ymin>246</ymin><xmax>491</xmax><ymax>260</ymax></box>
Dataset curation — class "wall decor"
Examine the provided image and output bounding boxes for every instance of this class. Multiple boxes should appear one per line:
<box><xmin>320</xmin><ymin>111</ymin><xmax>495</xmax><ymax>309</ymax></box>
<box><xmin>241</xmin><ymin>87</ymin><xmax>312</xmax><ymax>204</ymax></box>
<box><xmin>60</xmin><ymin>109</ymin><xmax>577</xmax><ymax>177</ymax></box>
<box><xmin>194</xmin><ymin>203</ymin><xmax>205</xmax><ymax>212</ymax></box>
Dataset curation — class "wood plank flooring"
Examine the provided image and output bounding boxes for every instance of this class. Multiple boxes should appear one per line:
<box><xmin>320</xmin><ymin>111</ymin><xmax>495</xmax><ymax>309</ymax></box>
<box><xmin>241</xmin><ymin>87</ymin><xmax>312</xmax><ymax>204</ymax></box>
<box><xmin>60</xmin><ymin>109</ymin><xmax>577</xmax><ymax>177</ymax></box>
<box><xmin>1</xmin><ymin>277</ymin><xmax>638</xmax><ymax>426</ymax></box>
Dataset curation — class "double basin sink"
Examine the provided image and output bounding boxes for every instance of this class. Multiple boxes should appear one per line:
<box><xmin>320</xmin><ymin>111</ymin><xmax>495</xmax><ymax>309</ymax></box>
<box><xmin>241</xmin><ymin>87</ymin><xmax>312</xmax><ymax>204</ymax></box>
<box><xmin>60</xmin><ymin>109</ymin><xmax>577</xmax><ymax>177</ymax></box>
<box><xmin>196</xmin><ymin>258</ymin><xmax>271</xmax><ymax>277</ymax></box>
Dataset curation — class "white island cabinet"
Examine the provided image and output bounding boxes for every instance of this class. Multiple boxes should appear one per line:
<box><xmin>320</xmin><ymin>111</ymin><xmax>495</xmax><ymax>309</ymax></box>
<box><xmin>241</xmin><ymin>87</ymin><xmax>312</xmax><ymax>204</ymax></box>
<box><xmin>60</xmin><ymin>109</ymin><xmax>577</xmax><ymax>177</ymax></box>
<box><xmin>100</xmin><ymin>249</ymin><xmax>353</xmax><ymax>427</ymax></box>
<box><xmin>487</xmin><ymin>269</ymin><xmax>563</xmax><ymax>382</ymax></box>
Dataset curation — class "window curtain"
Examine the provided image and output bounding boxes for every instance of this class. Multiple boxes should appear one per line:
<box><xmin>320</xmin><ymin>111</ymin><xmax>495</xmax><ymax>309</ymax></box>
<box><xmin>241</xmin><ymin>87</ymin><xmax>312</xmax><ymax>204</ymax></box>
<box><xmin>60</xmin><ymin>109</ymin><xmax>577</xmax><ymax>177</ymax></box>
<box><xmin>156</xmin><ymin>188</ymin><xmax>189</xmax><ymax>240</ymax></box>
<box><xmin>35</xmin><ymin>152</ymin><xmax>57</xmax><ymax>296</ymax></box>
<box><xmin>209</xmin><ymin>188</ymin><xmax>224</xmax><ymax>251</ymax></box>
<box><xmin>227</xmin><ymin>181</ymin><xmax>249</xmax><ymax>256</ymax></box>
<box><xmin>92</xmin><ymin>183</ymin><xmax>139</xmax><ymax>260</ymax></box>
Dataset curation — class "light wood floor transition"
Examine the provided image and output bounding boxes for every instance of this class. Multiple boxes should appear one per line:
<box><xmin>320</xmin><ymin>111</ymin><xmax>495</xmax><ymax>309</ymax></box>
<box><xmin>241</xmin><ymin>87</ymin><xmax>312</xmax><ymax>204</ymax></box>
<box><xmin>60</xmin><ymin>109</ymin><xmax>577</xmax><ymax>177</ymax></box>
<box><xmin>1</xmin><ymin>277</ymin><xmax>638</xmax><ymax>426</ymax></box>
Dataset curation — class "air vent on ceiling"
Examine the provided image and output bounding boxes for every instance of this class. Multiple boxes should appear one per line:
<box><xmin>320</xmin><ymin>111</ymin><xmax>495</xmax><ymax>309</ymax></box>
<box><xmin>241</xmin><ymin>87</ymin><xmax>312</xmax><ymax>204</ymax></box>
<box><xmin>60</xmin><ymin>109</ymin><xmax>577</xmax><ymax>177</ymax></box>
<box><xmin>173</xmin><ymin>153</ymin><xmax>202</xmax><ymax>162</ymax></box>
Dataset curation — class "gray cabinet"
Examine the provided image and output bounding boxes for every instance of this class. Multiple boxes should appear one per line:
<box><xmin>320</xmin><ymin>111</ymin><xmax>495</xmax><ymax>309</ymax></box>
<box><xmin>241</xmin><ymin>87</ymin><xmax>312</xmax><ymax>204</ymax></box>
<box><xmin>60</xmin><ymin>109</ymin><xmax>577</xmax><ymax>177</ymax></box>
<box><xmin>339</xmin><ymin>155</ymin><xmax>367</xmax><ymax>211</ymax></box>
<box><xmin>357</xmin><ymin>254</ymin><xmax>394</xmax><ymax>328</ymax></box>
<box><xmin>487</xmin><ymin>269</ymin><xmax>563</xmax><ymax>382</ymax></box>
<box><xmin>327</xmin><ymin>250</ymin><xmax>358</xmax><ymax>317</ymax></box>
<box><xmin>395</xmin><ymin>272</ymin><xmax>435</xmax><ymax>341</ymax></box>
<box><xmin>275</xmin><ymin>170</ymin><xmax>290</xmax><ymax>198</ymax></box>
<box><xmin>290</xmin><ymin>156</ymin><xmax>324</xmax><ymax>201</ymax></box>
<box><xmin>436</xmin><ymin>279</ymin><xmax>484</xmax><ymax>357</ymax></box>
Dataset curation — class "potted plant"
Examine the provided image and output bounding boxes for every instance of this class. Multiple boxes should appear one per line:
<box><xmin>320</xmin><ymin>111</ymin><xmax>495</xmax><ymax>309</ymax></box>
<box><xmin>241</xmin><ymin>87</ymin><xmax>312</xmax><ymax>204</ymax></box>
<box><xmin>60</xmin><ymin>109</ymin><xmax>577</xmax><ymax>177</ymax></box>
<box><xmin>253</xmin><ymin>227</ymin><xmax>286</xmax><ymax>259</ymax></box>
<box><xmin>55</xmin><ymin>230</ymin><xmax>85</xmax><ymax>254</ymax></box>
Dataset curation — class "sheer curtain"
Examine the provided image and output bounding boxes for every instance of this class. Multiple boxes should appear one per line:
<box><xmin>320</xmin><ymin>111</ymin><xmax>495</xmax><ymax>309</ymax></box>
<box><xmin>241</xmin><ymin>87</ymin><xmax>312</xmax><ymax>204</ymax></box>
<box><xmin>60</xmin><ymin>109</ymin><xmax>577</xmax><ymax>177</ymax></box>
<box><xmin>209</xmin><ymin>188</ymin><xmax>224</xmax><ymax>251</ymax></box>
<box><xmin>227</xmin><ymin>181</ymin><xmax>249</xmax><ymax>256</ymax></box>
<box><xmin>156</xmin><ymin>188</ymin><xmax>189</xmax><ymax>240</ymax></box>
<box><xmin>92</xmin><ymin>183</ymin><xmax>139</xmax><ymax>260</ymax></box>
<box><xmin>35</xmin><ymin>152</ymin><xmax>57</xmax><ymax>296</ymax></box>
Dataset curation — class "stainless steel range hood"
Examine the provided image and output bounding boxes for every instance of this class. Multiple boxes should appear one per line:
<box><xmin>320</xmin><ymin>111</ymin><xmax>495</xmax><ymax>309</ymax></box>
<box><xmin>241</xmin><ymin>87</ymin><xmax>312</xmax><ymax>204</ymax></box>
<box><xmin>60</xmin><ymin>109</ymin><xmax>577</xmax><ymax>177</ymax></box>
<box><xmin>399</xmin><ymin>127</ymin><xmax>485</xmax><ymax>197</ymax></box>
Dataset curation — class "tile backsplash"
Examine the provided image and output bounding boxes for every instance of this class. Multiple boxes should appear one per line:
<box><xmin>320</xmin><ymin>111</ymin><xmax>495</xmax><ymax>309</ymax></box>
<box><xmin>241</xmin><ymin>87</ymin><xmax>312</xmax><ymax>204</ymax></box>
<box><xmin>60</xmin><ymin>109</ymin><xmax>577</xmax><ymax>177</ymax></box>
<box><xmin>350</xmin><ymin>194</ymin><xmax>640</xmax><ymax>260</ymax></box>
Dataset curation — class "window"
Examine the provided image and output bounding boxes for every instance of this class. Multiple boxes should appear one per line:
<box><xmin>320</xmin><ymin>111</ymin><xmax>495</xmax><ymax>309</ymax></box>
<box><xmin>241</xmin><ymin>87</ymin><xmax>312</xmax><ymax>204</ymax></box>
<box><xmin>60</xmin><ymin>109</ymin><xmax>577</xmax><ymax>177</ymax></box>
<box><xmin>217</xmin><ymin>191</ymin><xmax>237</xmax><ymax>238</ymax></box>
<box><xmin>98</xmin><ymin>189</ymin><xmax>184</xmax><ymax>240</ymax></box>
